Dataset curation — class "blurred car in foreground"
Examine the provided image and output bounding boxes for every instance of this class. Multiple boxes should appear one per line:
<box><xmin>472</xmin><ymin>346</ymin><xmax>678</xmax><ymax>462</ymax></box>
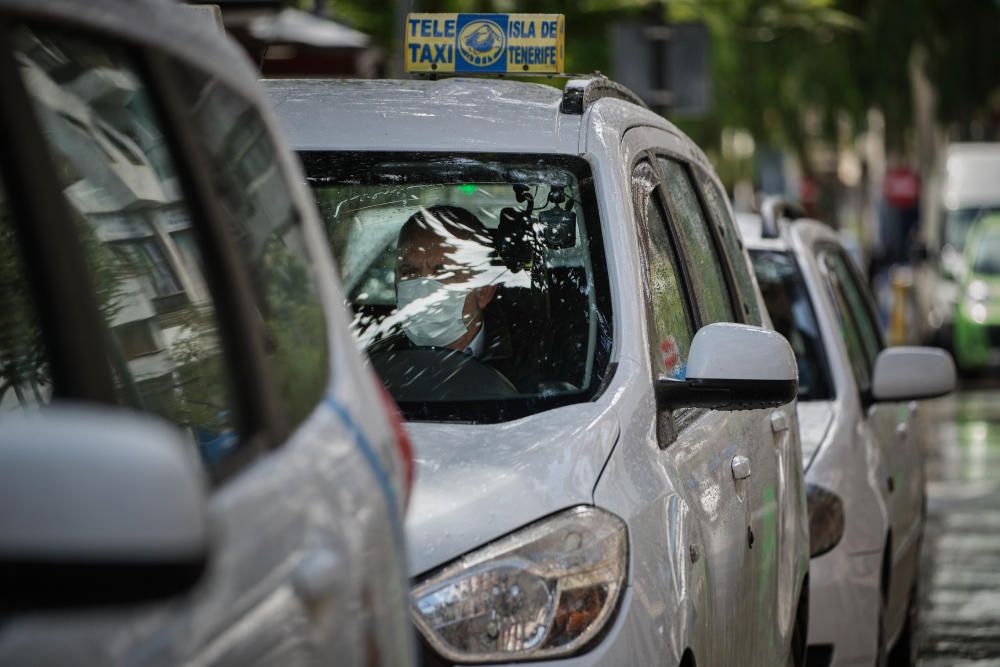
<box><xmin>267</xmin><ymin>64</ymin><xmax>810</xmax><ymax>666</ymax></box>
<box><xmin>740</xmin><ymin>208</ymin><xmax>956</xmax><ymax>667</ymax></box>
<box><xmin>954</xmin><ymin>213</ymin><xmax>1000</xmax><ymax>374</ymax></box>
<box><xmin>918</xmin><ymin>142</ymin><xmax>1000</xmax><ymax>347</ymax></box>
<box><xmin>0</xmin><ymin>0</ymin><xmax>414</xmax><ymax>665</ymax></box>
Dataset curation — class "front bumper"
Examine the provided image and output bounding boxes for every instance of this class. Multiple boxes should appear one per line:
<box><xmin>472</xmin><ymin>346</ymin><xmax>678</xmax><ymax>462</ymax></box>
<box><xmin>807</xmin><ymin>545</ymin><xmax>882</xmax><ymax>667</ymax></box>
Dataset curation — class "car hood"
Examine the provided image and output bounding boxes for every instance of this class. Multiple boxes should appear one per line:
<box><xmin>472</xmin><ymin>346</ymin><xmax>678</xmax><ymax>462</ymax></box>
<box><xmin>403</xmin><ymin>402</ymin><xmax>620</xmax><ymax>577</ymax></box>
<box><xmin>797</xmin><ymin>400</ymin><xmax>835</xmax><ymax>470</ymax></box>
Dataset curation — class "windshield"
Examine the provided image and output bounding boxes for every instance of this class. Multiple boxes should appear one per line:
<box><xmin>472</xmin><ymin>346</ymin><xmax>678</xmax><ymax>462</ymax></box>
<box><xmin>945</xmin><ymin>206</ymin><xmax>1000</xmax><ymax>251</ymax></box>
<box><xmin>749</xmin><ymin>250</ymin><xmax>833</xmax><ymax>401</ymax></box>
<box><xmin>973</xmin><ymin>232</ymin><xmax>1000</xmax><ymax>276</ymax></box>
<box><xmin>300</xmin><ymin>152</ymin><xmax>612</xmax><ymax>422</ymax></box>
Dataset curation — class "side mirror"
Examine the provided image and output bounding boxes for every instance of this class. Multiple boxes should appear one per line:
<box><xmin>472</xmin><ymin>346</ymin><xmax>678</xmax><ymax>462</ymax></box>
<box><xmin>656</xmin><ymin>322</ymin><xmax>798</xmax><ymax>411</ymax></box>
<box><xmin>0</xmin><ymin>404</ymin><xmax>210</xmax><ymax>611</ymax></box>
<box><xmin>871</xmin><ymin>347</ymin><xmax>956</xmax><ymax>402</ymax></box>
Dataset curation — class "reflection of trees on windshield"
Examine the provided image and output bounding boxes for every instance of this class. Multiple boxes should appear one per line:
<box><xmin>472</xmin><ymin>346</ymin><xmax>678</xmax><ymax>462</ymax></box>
<box><xmin>302</xmin><ymin>153</ymin><xmax>613</xmax><ymax>422</ymax></box>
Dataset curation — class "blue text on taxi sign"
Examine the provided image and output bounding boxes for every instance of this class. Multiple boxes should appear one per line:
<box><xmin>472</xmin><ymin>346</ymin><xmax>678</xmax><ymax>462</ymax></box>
<box><xmin>405</xmin><ymin>13</ymin><xmax>565</xmax><ymax>74</ymax></box>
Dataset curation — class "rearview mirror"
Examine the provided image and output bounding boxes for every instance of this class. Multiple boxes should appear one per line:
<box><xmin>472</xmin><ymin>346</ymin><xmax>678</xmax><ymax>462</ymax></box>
<box><xmin>871</xmin><ymin>347</ymin><xmax>956</xmax><ymax>402</ymax></box>
<box><xmin>0</xmin><ymin>404</ymin><xmax>210</xmax><ymax>611</ymax></box>
<box><xmin>656</xmin><ymin>322</ymin><xmax>798</xmax><ymax>411</ymax></box>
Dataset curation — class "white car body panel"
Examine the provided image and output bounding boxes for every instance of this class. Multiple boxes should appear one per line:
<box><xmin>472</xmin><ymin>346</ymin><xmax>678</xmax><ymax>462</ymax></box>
<box><xmin>0</xmin><ymin>2</ymin><xmax>415</xmax><ymax>665</ymax></box>
<box><xmin>405</xmin><ymin>402</ymin><xmax>619</xmax><ymax>576</ymax></box>
<box><xmin>742</xmin><ymin>215</ymin><xmax>923</xmax><ymax>666</ymax></box>
<box><xmin>266</xmin><ymin>77</ymin><xmax>809</xmax><ymax>667</ymax></box>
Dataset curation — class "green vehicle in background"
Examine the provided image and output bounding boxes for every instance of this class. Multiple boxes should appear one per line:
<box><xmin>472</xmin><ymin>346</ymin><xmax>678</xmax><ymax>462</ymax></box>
<box><xmin>954</xmin><ymin>214</ymin><xmax>1000</xmax><ymax>373</ymax></box>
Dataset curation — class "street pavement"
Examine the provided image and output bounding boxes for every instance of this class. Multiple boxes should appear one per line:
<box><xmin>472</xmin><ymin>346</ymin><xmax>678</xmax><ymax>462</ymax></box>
<box><xmin>919</xmin><ymin>385</ymin><xmax>1000</xmax><ymax>665</ymax></box>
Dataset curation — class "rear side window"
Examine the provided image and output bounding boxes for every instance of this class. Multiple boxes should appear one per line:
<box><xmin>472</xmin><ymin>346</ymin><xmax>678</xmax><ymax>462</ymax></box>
<box><xmin>0</xmin><ymin>172</ymin><xmax>51</xmax><ymax>416</ymax></box>
<box><xmin>820</xmin><ymin>250</ymin><xmax>878</xmax><ymax>394</ymax></box>
<box><xmin>749</xmin><ymin>250</ymin><xmax>832</xmax><ymax>401</ymax></box>
<box><xmin>13</xmin><ymin>26</ymin><xmax>241</xmax><ymax>467</ymax></box>
<box><xmin>825</xmin><ymin>250</ymin><xmax>882</xmax><ymax>366</ymax></box>
<box><xmin>632</xmin><ymin>160</ymin><xmax>692</xmax><ymax>380</ymax></box>
<box><xmin>696</xmin><ymin>171</ymin><xmax>763</xmax><ymax>325</ymax></box>
<box><xmin>656</xmin><ymin>157</ymin><xmax>735</xmax><ymax>324</ymax></box>
<box><xmin>167</xmin><ymin>62</ymin><xmax>330</xmax><ymax>431</ymax></box>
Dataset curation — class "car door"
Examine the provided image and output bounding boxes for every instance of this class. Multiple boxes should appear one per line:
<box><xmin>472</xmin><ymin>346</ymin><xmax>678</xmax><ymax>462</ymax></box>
<box><xmin>653</xmin><ymin>154</ymin><xmax>786</xmax><ymax>664</ymax></box>
<box><xmin>817</xmin><ymin>245</ymin><xmax>918</xmax><ymax>630</ymax></box>
<box><xmin>625</xmin><ymin>152</ymin><xmax>748</xmax><ymax>666</ymax></box>
<box><xmin>693</xmin><ymin>165</ymin><xmax>805</xmax><ymax>648</ymax></box>
<box><xmin>1</xmin><ymin>21</ymin><xmax>409</xmax><ymax>666</ymax></box>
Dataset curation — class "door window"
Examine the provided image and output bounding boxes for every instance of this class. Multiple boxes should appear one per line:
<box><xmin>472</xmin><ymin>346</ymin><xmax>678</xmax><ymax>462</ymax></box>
<box><xmin>749</xmin><ymin>250</ymin><xmax>832</xmax><ymax>400</ymax></box>
<box><xmin>167</xmin><ymin>62</ymin><xmax>330</xmax><ymax>431</ymax></box>
<box><xmin>820</xmin><ymin>251</ymin><xmax>874</xmax><ymax>393</ymax></box>
<box><xmin>0</xmin><ymin>173</ymin><xmax>51</xmax><ymax>416</ymax></box>
<box><xmin>695</xmin><ymin>171</ymin><xmax>762</xmax><ymax>325</ymax></box>
<box><xmin>826</xmin><ymin>251</ymin><xmax>883</xmax><ymax>365</ymax></box>
<box><xmin>632</xmin><ymin>160</ymin><xmax>693</xmax><ymax>380</ymax></box>
<box><xmin>13</xmin><ymin>26</ymin><xmax>240</xmax><ymax>468</ymax></box>
<box><xmin>656</xmin><ymin>157</ymin><xmax>736</xmax><ymax>324</ymax></box>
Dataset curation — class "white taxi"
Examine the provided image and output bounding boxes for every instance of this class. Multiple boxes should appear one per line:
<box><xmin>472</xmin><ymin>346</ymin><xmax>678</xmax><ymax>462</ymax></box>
<box><xmin>740</xmin><ymin>203</ymin><xmax>955</xmax><ymax>667</ymax></box>
<box><xmin>267</xmin><ymin>14</ymin><xmax>810</xmax><ymax>666</ymax></box>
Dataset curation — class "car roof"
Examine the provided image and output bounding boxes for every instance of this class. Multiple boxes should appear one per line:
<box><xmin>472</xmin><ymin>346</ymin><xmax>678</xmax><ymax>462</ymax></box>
<box><xmin>263</xmin><ymin>76</ymin><xmax>712</xmax><ymax>169</ymax></box>
<box><xmin>0</xmin><ymin>0</ymin><xmax>260</xmax><ymax>101</ymax></box>
<box><xmin>738</xmin><ymin>211</ymin><xmax>841</xmax><ymax>252</ymax></box>
<box><xmin>264</xmin><ymin>78</ymin><xmax>570</xmax><ymax>153</ymax></box>
<box><xmin>736</xmin><ymin>212</ymin><xmax>789</xmax><ymax>251</ymax></box>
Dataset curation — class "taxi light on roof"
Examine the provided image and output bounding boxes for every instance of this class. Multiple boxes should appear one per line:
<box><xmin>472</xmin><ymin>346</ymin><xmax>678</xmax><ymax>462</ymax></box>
<box><xmin>405</xmin><ymin>13</ymin><xmax>565</xmax><ymax>75</ymax></box>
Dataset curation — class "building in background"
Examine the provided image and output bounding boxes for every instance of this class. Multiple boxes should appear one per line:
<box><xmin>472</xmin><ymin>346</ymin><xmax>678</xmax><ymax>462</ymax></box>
<box><xmin>200</xmin><ymin>0</ymin><xmax>381</xmax><ymax>77</ymax></box>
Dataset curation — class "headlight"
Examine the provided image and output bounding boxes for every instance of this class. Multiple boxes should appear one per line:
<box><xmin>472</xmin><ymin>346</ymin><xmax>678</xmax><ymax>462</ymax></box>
<box><xmin>967</xmin><ymin>280</ymin><xmax>989</xmax><ymax>302</ymax></box>
<box><xmin>807</xmin><ymin>483</ymin><xmax>844</xmax><ymax>558</ymax></box>
<box><xmin>969</xmin><ymin>302</ymin><xmax>989</xmax><ymax>324</ymax></box>
<box><xmin>410</xmin><ymin>506</ymin><xmax>627</xmax><ymax>663</ymax></box>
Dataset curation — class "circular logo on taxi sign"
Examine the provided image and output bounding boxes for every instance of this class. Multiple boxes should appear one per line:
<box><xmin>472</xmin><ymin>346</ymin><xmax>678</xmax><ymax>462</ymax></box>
<box><xmin>458</xmin><ymin>19</ymin><xmax>506</xmax><ymax>68</ymax></box>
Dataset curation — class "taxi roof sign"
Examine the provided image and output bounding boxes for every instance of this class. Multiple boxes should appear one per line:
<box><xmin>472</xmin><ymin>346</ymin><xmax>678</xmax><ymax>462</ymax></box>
<box><xmin>405</xmin><ymin>13</ymin><xmax>565</xmax><ymax>75</ymax></box>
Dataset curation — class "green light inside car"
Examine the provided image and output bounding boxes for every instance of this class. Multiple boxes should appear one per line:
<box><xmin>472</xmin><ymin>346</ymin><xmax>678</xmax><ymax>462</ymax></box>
<box><xmin>458</xmin><ymin>184</ymin><xmax>477</xmax><ymax>195</ymax></box>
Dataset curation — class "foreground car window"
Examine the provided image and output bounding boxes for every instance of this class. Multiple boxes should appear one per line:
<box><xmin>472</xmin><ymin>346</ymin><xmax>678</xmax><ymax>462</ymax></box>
<box><xmin>13</xmin><ymin>27</ymin><xmax>240</xmax><ymax>466</ymax></box>
<box><xmin>0</xmin><ymin>173</ymin><xmax>51</xmax><ymax>415</ymax></box>
<box><xmin>301</xmin><ymin>152</ymin><xmax>612</xmax><ymax>422</ymax></box>
<box><xmin>167</xmin><ymin>62</ymin><xmax>330</xmax><ymax>433</ymax></box>
<box><xmin>749</xmin><ymin>250</ymin><xmax>832</xmax><ymax>401</ymax></box>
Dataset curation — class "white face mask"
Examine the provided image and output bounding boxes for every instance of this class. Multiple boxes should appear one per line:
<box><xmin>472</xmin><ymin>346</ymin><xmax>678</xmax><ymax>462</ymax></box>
<box><xmin>396</xmin><ymin>278</ymin><xmax>471</xmax><ymax>348</ymax></box>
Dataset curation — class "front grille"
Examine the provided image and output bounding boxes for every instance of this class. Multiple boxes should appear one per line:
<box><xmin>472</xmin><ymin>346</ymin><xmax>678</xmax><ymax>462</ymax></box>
<box><xmin>987</xmin><ymin>325</ymin><xmax>1000</xmax><ymax>348</ymax></box>
<box><xmin>806</xmin><ymin>644</ymin><xmax>834</xmax><ymax>667</ymax></box>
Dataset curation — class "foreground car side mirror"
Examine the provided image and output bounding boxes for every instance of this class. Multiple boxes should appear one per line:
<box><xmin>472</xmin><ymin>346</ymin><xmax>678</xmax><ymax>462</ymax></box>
<box><xmin>0</xmin><ymin>404</ymin><xmax>209</xmax><ymax>611</ymax></box>
<box><xmin>871</xmin><ymin>347</ymin><xmax>956</xmax><ymax>402</ymax></box>
<box><xmin>656</xmin><ymin>322</ymin><xmax>798</xmax><ymax>411</ymax></box>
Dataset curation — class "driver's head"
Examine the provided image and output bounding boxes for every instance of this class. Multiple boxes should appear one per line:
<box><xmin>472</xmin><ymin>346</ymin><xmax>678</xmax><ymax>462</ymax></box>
<box><xmin>395</xmin><ymin>206</ymin><xmax>498</xmax><ymax>350</ymax></box>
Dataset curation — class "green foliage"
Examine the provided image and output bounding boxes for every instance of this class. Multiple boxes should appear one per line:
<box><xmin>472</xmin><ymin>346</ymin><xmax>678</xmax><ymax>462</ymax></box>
<box><xmin>303</xmin><ymin>0</ymin><xmax>998</xmax><ymax>160</ymax></box>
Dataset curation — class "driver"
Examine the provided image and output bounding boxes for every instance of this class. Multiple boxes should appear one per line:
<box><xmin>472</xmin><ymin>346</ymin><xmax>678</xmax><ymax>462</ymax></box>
<box><xmin>373</xmin><ymin>205</ymin><xmax>536</xmax><ymax>391</ymax></box>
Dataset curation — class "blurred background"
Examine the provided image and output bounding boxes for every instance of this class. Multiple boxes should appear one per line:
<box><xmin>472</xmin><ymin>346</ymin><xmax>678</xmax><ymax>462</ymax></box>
<box><xmin>209</xmin><ymin>0</ymin><xmax>1000</xmax><ymax>350</ymax></box>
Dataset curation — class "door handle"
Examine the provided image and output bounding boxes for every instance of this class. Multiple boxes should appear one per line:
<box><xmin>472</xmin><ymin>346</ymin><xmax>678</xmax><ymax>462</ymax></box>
<box><xmin>731</xmin><ymin>455</ymin><xmax>751</xmax><ymax>481</ymax></box>
<box><xmin>293</xmin><ymin>548</ymin><xmax>344</xmax><ymax>606</ymax></box>
<box><xmin>770</xmin><ymin>411</ymin><xmax>789</xmax><ymax>433</ymax></box>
